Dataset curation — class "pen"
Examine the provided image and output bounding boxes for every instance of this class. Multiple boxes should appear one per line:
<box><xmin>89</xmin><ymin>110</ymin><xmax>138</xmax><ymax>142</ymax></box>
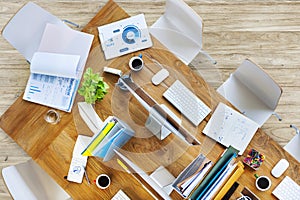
<box><xmin>82</xmin><ymin>165</ymin><xmax>90</xmax><ymax>185</ymax></box>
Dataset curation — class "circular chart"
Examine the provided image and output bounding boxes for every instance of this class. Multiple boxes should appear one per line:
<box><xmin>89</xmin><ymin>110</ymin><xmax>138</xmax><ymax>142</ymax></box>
<box><xmin>122</xmin><ymin>25</ymin><xmax>141</xmax><ymax>44</ymax></box>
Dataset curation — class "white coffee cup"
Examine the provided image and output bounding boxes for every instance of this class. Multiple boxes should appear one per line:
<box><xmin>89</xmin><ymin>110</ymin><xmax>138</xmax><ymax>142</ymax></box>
<box><xmin>96</xmin><ymin>174</ymin><xmax>111</xmax><ymax>189</ymax></box>
<box><xmin>129</xmin><ymin>56</ymin><xmax>144</xmax><ymax>71</ymax></box>
<box><xmin>255</xmin><ymin>174</ymin><xmax>271</xmax><ymax>191</ymax></box>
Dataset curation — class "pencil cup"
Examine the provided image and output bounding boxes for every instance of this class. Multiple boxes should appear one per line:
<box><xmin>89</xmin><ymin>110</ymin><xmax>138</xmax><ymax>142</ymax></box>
<box><xmin>44</xmin><ymin>109</ymin><xmax>60</xmax><ymax>124</ymax></box>
<box><xmin>96</xmin><ymin>174</ymin><xmax>111</xmax><ymax>189</ymax></box>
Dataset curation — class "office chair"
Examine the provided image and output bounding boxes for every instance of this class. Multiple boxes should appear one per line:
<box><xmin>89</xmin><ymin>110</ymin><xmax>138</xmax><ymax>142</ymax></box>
<box><xmin>2</xmin><ymin>2</ymin><xmax>78</xmax><ymax>63</ymax></box>
<box><xmin>217</xmin><ymin>59</ymin><xmax>282</xmax><ymax>127</ymax></box>
<box><xmin>284</xmin><ymin>125</ymin><xmax>300</xmax><ymax>162</ymax></box>
<box><xmin>149</xmin><ymin>0</ymin><xmax>216</xmax><ymax>65</ymax></box>
<box><xmin>2</xmin><ymin>159</ymin><xmax>71</xmax><ymax>200</ymax></box>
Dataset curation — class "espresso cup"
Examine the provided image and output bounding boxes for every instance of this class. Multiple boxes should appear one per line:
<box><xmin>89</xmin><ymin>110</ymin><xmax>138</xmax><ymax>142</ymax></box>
<box><xmin>96</xmin><ymin>174</ymin><xmax>111</xmax><ymax>189</ymax></box>
<box><xmin>129</xmin><ymin>56</ymin><xmax>144</xmax><ymax>71</ymax></box>
<box><xmin>254</xmin><ymin>174</ymin><xmax>271</xmax><ymax>191</ymax></box>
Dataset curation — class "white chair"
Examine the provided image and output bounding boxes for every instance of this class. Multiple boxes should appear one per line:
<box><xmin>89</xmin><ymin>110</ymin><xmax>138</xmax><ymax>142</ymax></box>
<box><xmin>149</xmin><ymin>0</ymin><xmax>216</xmax><ymax>65</ymax></box>
<box><xmin>2</xmin><ymin>2</ymin><xmax>77</xmax><ymax>63</ymax></box>
<box><xmin>217</xmin><ymin>59</ymin><xmax>282</xmax><ymax>127</ymax></box>
<box><xmin>284</xmin><ymin>125</ymin><xmax>300</xmax><ymax>162</ymax></box>
<box><xmin>2</xmin><ymin>159</ymin><xmax>71</xmax><ymax>200</ymax></box>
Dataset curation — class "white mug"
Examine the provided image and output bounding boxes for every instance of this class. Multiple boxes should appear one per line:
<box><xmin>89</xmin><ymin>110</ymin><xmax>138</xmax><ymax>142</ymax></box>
<box><xmin>96</xmin><ymin>174</ymin><xmax>111</xmax><ymax>189</ymax></box>
<box><xmin>255</xmin><ymin>174</ymin><xmax>271</xmax><ymax>191</ymax></box>
<box><xmin>129</xmin><ymin>56</ymin><xmax>144</xmax><ymax>71</ymax></box>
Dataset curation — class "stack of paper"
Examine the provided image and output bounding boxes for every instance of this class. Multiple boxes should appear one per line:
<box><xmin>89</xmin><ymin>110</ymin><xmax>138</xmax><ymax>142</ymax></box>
<box><xmin>172</xmin><ymin>154</ymin><xmax>212</xmax><ymax>198</ymax></box>
<box><xmin>81</xmin><ymin>116</ymin><xmax>134</xmax><ymax>162</ymax></box>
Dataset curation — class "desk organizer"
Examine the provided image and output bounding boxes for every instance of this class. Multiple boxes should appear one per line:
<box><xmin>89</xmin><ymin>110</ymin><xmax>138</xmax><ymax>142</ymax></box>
<box><xmin>243</xmin><ymin>148</ymin><xmax>265</xmax><ymax>170</ymax></box>
<box><xmin>81</xmin><ymin>116</ymin><xmax>134</xmax><ymax>162</ymax></box>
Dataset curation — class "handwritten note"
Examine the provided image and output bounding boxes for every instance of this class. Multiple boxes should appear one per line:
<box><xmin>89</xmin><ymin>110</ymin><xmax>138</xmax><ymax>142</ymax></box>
<box><xmin>203</xmin><ymin>103</ymin><xmax>259</xmax><ymax>155</ymax></box>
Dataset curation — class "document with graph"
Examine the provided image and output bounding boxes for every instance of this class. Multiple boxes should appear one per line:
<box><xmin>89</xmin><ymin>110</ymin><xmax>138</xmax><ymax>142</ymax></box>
<box><xmin>23</xmin><ymin>23</ymin><xmax>94</xmax><ymax>112</ymax></box>
<box><xmin>203</xmin><ymin>103</ymin><xmax>259</xmax><ymax>155</ymax></box>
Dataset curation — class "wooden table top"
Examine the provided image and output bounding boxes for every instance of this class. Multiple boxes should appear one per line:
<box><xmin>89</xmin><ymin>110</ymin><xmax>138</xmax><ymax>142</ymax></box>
<box><xmin>0</xmin><ymin>0</ymin><xmax>299</xmax><ymax>199</ymax></box>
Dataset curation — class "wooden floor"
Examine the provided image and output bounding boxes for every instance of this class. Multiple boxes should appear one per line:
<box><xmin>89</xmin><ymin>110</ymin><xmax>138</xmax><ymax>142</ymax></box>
<box><xmin>0</xmin><ymin>0</ymin><xmax>299</xmax><ymax>199</ymax></box>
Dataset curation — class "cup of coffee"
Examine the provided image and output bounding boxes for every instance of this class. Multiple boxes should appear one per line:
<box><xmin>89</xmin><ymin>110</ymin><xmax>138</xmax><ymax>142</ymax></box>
<box><xmin>129</xmin><ymin>56</ymin><xmax>144</xmax><ymax>71</ymax></box>
<box><xmin>254</xmin><ymin>174</ymin><xmax>271</xmax><ymax>191</ymax></box>
<box><xmin>96</xmin><ymin>174</ymin><xmax>111</xmax><ymax>189</ymax></box>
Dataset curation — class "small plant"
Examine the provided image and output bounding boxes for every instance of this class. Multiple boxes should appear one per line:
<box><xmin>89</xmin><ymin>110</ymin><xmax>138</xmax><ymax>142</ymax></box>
<box><xmin>78</xmin><ymin>68</ymin><xmax>109</xmax><ymax>104</ymax></box>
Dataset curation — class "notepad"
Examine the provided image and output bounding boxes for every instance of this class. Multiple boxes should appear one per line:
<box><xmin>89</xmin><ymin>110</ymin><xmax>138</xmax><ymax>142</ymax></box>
<box><xmin>203</xmin><ymin>103</ymin><xmax>259</xmax><ymax>155</ymax></box>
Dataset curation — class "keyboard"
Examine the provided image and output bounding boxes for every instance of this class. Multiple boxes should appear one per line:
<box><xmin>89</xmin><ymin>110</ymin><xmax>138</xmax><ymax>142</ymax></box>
<box><xmin>163</xmin><ymin>80</ymin><xmax>211</xmax><ymax>126</ymax></box>
<box><xmin>272</xmin><ymin>176</ymin><xmax>300</xmax><ymax>200</ymax></box>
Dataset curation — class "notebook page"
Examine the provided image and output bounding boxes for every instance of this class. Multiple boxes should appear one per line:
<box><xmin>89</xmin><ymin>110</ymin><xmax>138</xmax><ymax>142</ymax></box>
<box><xmin>203</xmin><ymin>103</ymin><xmax>259</xmax><ymax>155</ymax></box>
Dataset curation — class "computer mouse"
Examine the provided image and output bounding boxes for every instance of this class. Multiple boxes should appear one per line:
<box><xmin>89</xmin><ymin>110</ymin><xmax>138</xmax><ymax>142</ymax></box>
<box><xmin>151</xmin><ymin>69</ymin><xmax>169</xmax><ymax>85</ymax></box>
<box><xmin>271</xmin><ymin>159</ymin><xmax>289</xmax><ymax>178</ymax></box>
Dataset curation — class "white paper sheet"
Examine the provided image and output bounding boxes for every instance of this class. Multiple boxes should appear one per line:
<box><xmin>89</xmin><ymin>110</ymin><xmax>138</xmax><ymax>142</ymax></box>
<box><xmin>30</xmin><ymin>52</ymin><xmax>80</xmax><ymax>78</ymax></box>
<box><xmin>203</xmin><ymin>103</ymin><xmax>259</xmax><ymax>155</ymax></box>
<box><xmin>67</xmin><ymin>135</ymin><xmax>92</xmax><ymax>183</ymax></box>
<box><xmin>98</xmin><ymin>14</ymin><xmax>152</xmax><ymax>60</ymax></box>
<box><xmin>23</xmin><ymin>74</ymin><xmax>78</xmax><ymax>111</ymax></box>
<box><xmin>38</xmin><ymin>23</ymin><xmax>94</xmax><ymax>77</ymax></box>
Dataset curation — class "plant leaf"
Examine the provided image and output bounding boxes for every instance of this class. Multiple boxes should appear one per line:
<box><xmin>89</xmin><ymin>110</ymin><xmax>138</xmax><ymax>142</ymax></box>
<box><xmin>78</xmin><ymin>67</ymin><xmax>109</xmax><ymax>104</ymax></box>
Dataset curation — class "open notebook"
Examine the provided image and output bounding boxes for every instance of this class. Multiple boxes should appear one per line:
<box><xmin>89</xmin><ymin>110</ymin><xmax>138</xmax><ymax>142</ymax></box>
<box><xmin>23</xmin><ymin>23</ymin><xmax>94</xmax><ymax>112</ymax></box>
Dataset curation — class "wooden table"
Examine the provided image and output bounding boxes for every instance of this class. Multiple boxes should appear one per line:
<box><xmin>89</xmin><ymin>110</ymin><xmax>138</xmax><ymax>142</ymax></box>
<box><xmin>0</xmin><ymin>0</ymin><xmax>299</xmax><ymax>199</ymax></box>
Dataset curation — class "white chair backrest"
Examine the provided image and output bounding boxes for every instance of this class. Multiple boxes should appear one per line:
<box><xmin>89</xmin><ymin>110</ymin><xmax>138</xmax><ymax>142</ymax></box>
<box><xmin>163</xmin><ymin>0</ymin><xmax>203</xmax><ymax>48</ymax></box>
<box><xmin>2</xmin><ymin>159</ymin><xmax>70</xmax><ymax>200</ymax></box>
<box><xmin>150</xmin><ymin>0</ymin><xmax>205</xmax><ymax>64</ymax></box>
<box><xmin>2</xmin><ymin>2</ymin><xmax>68</xmax><ymax>62</ymax></box>
<box><xmin>284</xmin><ymin>126</ymin><xmax>300</xmax><ymax>162</ymax></box>
<box><xmin>234</xmin><ymin>59</ymin><xmax>282</xmax><ymax>110</ymax></box>
<box><xmin>217</xmin><ymin>59</ymin><xmax>282</xmax><ymax>127</ymax></box>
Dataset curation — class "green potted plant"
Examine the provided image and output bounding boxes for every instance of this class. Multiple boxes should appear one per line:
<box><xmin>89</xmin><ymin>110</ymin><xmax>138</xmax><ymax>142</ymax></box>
<box><xmin>78</xmin><ymin>68</ymin><xmax>109</xmax><ymax>104</ymax></box>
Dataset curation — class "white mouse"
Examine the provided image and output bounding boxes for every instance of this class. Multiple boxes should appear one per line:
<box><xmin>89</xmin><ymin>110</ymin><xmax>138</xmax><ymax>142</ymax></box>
<box><xmin>151</xmin><ymin>69</ymin><xmax>169</xmax><ymax>85</ymax></box>
<box><xmin>271</xmin><ymin>159</ymin><xmax>289</xmax><ymax>178</ymax></box>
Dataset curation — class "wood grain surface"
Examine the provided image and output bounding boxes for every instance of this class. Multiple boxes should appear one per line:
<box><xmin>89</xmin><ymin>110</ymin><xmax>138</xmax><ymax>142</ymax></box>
<box><xmin>0</xmin><ymin>0</ymin><xmax>300</xmax><ymax>199</ymax></box>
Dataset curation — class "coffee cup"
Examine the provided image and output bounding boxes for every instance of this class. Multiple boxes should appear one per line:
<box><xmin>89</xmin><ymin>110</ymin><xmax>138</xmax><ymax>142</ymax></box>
<box><xmin>96</xmin><ymin>174</ymin><xmax>111</xmax><ymax>189</ymax></box>
<box><xmin>254</xmin><ymin>174</ymin><xmax>271</xmax><ymax>191</ymax></box>
<box><xmin>129</xmin><ymin>56</ymin><xmax>144</xmax><ymax>71</ymax></box>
